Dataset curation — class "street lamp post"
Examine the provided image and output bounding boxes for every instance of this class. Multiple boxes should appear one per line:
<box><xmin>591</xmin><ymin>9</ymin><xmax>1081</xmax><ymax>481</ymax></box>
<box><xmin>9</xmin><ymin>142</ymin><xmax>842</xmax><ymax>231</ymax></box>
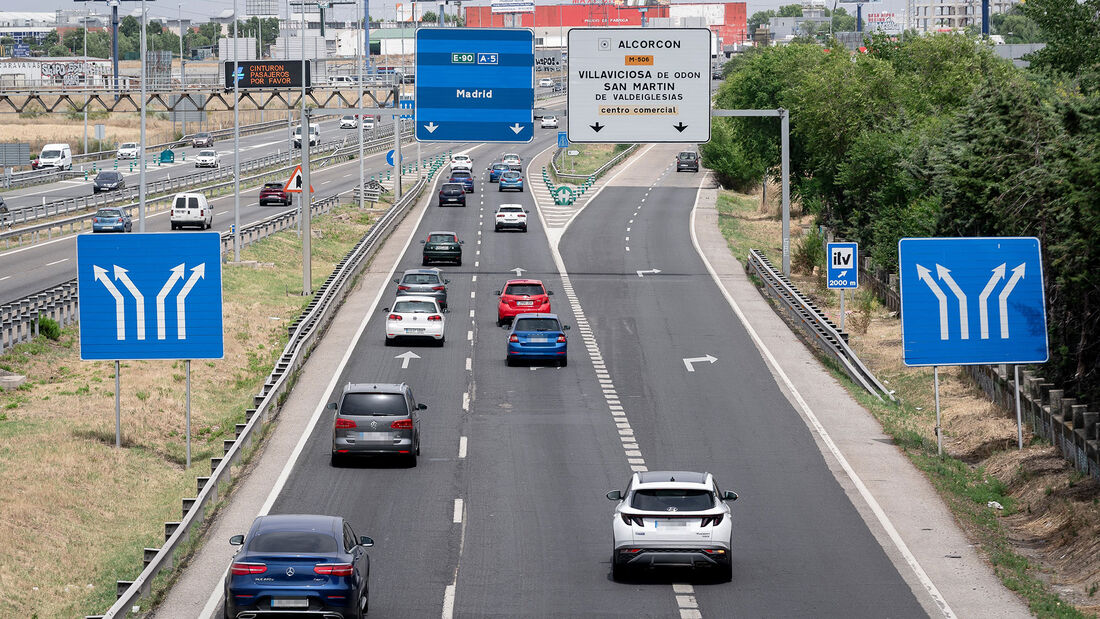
<box><xmin>357</xmin><ymin>0</ymin><xmax>364</xmax><ymax>210</ymax></box>
<box><xmin>139</xmin><ymin>0</ymin><xmax>147</xmax><ymax>231</ymax></box>
<box><xmin>233</xmin><ymin>0</ymin><xmax>241</xmax><ymax>262</ymax></box>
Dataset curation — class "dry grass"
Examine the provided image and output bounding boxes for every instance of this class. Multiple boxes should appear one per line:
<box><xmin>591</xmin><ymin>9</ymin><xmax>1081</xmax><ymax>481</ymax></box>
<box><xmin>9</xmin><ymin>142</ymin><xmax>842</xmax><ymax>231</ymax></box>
<box><xmin>715</xmin><ymin>185</ymin><xmax>1100</xmax><ymax>617</ymax></box>
<box><xmin>0</xmin><ymin>201</ymin><xmax>382</xmax><ymax>617</ymax></box>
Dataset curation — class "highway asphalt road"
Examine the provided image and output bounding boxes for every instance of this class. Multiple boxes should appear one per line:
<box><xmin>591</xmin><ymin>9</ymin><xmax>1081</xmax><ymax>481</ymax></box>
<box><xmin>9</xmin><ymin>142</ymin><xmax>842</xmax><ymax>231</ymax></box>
<box><xmin>207</xmin><ymin>140</ymin><xmax>934</xmax><ymax>616</ymax></box>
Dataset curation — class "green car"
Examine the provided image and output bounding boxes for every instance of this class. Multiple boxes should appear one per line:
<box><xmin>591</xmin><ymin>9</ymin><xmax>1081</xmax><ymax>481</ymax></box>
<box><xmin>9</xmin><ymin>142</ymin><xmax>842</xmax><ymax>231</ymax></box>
<box><xmin>421</xmin><ymin>230</ymin><xmax>463</xmax><ymax>266</ymax></box>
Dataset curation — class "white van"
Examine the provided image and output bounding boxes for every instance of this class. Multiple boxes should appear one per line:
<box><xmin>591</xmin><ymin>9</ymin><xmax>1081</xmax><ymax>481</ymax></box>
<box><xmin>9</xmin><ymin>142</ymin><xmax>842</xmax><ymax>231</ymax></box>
<box><xmin>38</xmin><ymin>143</ymin><xmax>72</xmax><ymax>170</ymax></box>
<box><xmin>329</xmin><ymin>75</ymin><xmax>355</xmax><ymax>87</ymax></box>
<box><xmin>170</xmin><ymin>192</ymin><xmax>213</xmax><ymax>230</ymax></box>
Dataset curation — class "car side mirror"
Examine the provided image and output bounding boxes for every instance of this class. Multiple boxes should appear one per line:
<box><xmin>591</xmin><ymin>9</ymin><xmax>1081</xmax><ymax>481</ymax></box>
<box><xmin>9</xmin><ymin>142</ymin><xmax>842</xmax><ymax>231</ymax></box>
<box><xmin>563</xmin><ymin>325</ymin><xmax>570</xmax><ymax>330</ymax></box>
<box><xmin>444</xmin><ymin>279</ymin><xmax>451</xmax><ymax>284</ymax></box>
<box><xmin>494</xmin><ymin>290</ymin><xmax>501</xmax><ymax>296</ymax></box>
<box><xmin>606</xmin><ymin>490</ymin><xmax>623</xmax><ymax>501</ymax></box>
<box><xmin>326</xmin><ymin>402</ymin><xmax>337</xmax><ymax>411</ymax></box>
<box><xmin>547</xmin><ymin>291</ymin><xmax>554</xmax><ymax>296</ymax></box>
<box><xmin>442</xmin><ymin>308</ymin><xmax>450</xmax><ymax>314</ymax></box>
<box><xmin>359</xmin><ymin>536</ymin><xmax>374</xmax><ymax>547</ymax></box>
<box><xmin>393</xmin><ymin>279</ymin><xmax>400</xmax><ymax>284</ymax></box>
<box><xmin>229</xmin><ymin>534</ymin><xmax>244</xmax><ymax>546</ymax></box>
<box><xmin>420</xmin><ymin>240</ymin><xmax>426</xmax><ymax>244</ymax></box>
<box><xmin>417</xmin><ymin>403</ymin><xmax>427</xmax><ymax>410</ymax></box>
<box><xmin>525</xmin><ymin>210</ymin><xmax>530</xmax><ymax>213</ymax></box>
<box><xmin>383</xmin><ymin>307</ymin><xmax>390</xmax><ymax>313</ymax></box>
<box><xmin>723</xmin><ymin>491</ymin><xmax>739</xmax><ymax>502</ymax></box>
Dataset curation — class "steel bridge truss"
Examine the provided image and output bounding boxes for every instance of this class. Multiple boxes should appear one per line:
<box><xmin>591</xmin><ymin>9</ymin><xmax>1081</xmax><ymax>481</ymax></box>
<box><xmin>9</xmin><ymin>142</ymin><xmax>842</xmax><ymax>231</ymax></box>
<box><xmin>0</xmin><ymin>87</ymin><xmax>399</xmax><ymax>114</ymax></box>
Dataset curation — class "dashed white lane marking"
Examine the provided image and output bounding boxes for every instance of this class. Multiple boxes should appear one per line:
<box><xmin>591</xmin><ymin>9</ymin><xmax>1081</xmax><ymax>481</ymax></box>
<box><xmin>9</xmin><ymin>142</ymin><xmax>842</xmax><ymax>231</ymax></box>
<box><xmin>462</xmin><ymin>392</ymin><xmax>470</xmax><ymax>411</ymax></box>
<box><xmin>453</xmin><ymin>498</ymin><xmax>464</xmax><ymax>523</ymax></box>
<box><xmin>465</xmin><ymin>357</ymin><xmax>472</xmax><ymax>371</ymax></box>
<box><xmin>626</xmin><ymin>227</ymin><xmax>631</xmax><ymax>232</ymax></box>
<box><xmin>470</xmin><ymin>291</ymin><xmax>476</xmax><ymax>299</ymax></box>
<box><xmin>680</xmin><ymin>610</ymin><xmax>702</xmax><ymax>619</ymax></box>
<box><xmin>469</xmin><ymin>309</ymin><xmax>475</xmax><ymax>319</ymax></box>
<box><xmin>467</xmin><ymin>330</ymin><xmax>473</xmax><ymax>341</ymax></box>
<box><xmin>458</xmin><ymin>436</ymin><xmax>468</xmax><ymax>459</ymax></box>
<box><xmin>624</xmin><ymin>236</ymin><xmax>630</xmax><ymax>242</ymax></box>
<box><xmin>0</xmin><ymin>276</ymin><xmax>10</xmax><ymax>281</ymax></box>
<box><xmin>45</xmin><ymin>258</ymin><xmax>69</xmax><ymax>266</ymax></box>
<box><xmin>625</xmin><ymin>247</ymin><xmax>630</xmax><ymax>252</ymax></box>
<box><xmin>475</xmin><ymin>261</ymin><xmax>480</xmax><ymax>268</ymax></box>
<box><xmin>442</xmin><ymin>584</ymin><xmax>456</xmax><ymax>619</ymax></box>
<box><xmin>471</xmin><ymin>275</ymin><xmax>477</xmax><ymax>282</ymax></box>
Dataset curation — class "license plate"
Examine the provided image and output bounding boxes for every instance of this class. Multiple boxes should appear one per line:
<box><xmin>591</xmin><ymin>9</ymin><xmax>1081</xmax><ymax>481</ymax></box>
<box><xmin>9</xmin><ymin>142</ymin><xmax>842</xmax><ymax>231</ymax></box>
<box><xmin>405</xmin><ymin>328</ymin><xmax>425</xmax><ymax>334</ymax></box>
<box><xmin>655</xmin><ymin>519</ymin><xmax>688</xmax><ymax>528</ymax></box>
<box><xmin>358</xmin><ymin>432</ymin><xmax>390</xmax><ymax>441</ymax></box>
<box><xmin>517</xmin><ymin>301</ymin><xmax>534</xmax><ymax>306</ymax></box>
<box><xmin>271</xmin><ymin>599</ymin><xmax>309</xmax><ymax>609</ymax></box>
<box><xmin>529</xmin><ymin>337</ymin><xmax>549</xmax><ymax>343</ymax></box>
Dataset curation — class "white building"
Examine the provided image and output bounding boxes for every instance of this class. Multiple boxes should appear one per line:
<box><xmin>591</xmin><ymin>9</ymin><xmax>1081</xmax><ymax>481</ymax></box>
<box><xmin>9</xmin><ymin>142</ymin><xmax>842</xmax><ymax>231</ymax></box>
<box><xmin>911</xmin><ymin>0</ymin><xmax>1019</xmax><ymax>32</ymax></box>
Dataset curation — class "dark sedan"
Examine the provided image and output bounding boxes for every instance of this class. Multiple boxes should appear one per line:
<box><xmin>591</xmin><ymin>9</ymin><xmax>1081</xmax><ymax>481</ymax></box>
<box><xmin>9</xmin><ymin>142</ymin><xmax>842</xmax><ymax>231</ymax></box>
<box><xmin>225</xmin><ymin>514</ymin><xmax>373</xmax><ymax>619</ymax></box>
<box><xmin>438</xmin><ymin>183</ymin><xmax>466</xmax><ymax>207</ymax></box>
<box><xmin>421</xmin><ymin>230</ymin><xmax>463</xmax><ymax>266</ymax></box>
<box><xmin>92</xmin><ymin>171</ymin><xmax>126</xmax><ymax>193</ymax></box>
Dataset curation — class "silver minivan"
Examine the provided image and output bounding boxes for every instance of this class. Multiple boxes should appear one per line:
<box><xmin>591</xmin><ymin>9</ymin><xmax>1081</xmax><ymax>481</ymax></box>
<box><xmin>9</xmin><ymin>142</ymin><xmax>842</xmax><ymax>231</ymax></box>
<box><xmin>330</xmin><ymin>383</ymin><xmax>425</xmax><ymax>467</ymax></box>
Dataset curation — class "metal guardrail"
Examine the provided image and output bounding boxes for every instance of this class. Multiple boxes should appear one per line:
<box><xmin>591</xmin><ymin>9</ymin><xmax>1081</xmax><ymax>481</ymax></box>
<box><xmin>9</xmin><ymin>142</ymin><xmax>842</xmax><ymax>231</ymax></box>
<box><xmin>746</xmin><ymin>249</ymin><xmax>894</xmax><ymax>402</ymax></box>
<box><xmin>1</xmin><ymin>121</ymin><xmax>414</xmax><ymax>247</ymax></box>
<box><xmin>90</xmin><ymin>171</ymin><xmax>432</xmax><ymax>619</ymax></box>
<box><xmin>551</xmin><ymin>144</ymin><xmax>637</xmax><ymax>182</ymax></box>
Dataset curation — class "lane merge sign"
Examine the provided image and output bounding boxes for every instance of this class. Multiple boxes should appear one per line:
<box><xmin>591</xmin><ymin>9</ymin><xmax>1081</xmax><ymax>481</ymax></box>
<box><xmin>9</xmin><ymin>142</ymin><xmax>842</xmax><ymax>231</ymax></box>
<box><xmin>898</xmin><ymin>237</ymin><xmax>1048</xmax><ymax>366</ymax></box>
<box><xmin>567</xmin><ymin>28</ymin><xmax>711</xmax><ymax>144</ymax></box>
<box><xmin>283</xmin><ymin>165</ymin><xmax>314</xmax><ymax>193</ymax></box>
<box><xmin>826</xmin><ymin>242</ymin><xmax>859</xmax><ymax>289</ymax></box>
<box><xmin>415</xmin><ymin>28</ymin><xmax>534</xmax><ymax>143</ymax></box>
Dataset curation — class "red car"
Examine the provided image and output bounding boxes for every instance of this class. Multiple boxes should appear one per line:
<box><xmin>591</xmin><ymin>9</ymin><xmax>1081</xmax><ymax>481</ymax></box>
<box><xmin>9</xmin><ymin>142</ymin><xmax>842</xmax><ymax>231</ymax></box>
<box><xmin>259</xmin><ymin>182</ymin><xmax>290</xmax><ymax>206</ymax></box>
<box><xmin>495</xmin><ymin>279</ymin><xmax>552</xmax><ymax>326</ymax></box>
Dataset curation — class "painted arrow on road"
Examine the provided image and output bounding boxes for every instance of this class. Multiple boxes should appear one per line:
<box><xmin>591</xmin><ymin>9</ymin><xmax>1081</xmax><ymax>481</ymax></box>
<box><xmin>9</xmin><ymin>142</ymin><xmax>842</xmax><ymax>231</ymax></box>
<box><xmin>510</xmin><ymin>267</ymin><xmax>526</xmax><ymax>277</ymax></box>
<box><xmin>636</xmin><ymin>269</ymin><xmax>661</xmax><ymax>278</ymax></box>
<box><xmin>682</xmin><ymin>354</ymin><xmax>717</xmax><ymax>372</ymax></box>
<box><xmin>395</xmin><ymin>350</ymin><xmax>421</xmax><ymax>369</ymax></box>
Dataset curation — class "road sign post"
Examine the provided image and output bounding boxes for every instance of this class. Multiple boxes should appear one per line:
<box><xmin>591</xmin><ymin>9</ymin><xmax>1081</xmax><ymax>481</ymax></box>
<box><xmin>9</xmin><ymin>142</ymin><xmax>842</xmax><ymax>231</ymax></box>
<box><xmin>568</xmin><ymin>28</ymin><xmax>711</xmax><ymax>144</ymax></box>
<box><xmin>826</xmin><ymin>242</ymin><xmax>858</xmax><ymax>331</ymax></box>
<box><xmin>899</xmin><ymin>237</ymin><xmax>1048</xmax><ymax>452</ymax></box>
<box><xmin>415</xmin><ymin>28</ymin><xmax>534</xmax><ymax>142</ymax></box>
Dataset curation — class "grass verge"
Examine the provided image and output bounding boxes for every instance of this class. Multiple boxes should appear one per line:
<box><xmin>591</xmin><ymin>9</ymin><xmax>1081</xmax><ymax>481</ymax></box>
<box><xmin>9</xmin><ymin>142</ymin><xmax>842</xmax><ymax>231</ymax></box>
<box><xmin>0</xmin><ymin>200</ymin><xmax>383</xmax><ymax>617</ymax></box>
<box><xmin>550</xmin><ymin>143</ymin><xmax>631</xmax><ymax>182</ymax></box>
<box><xmin>714</xmin><ymin>185</ymin><xmax>1092</xmax><ymax>618</ymax></box>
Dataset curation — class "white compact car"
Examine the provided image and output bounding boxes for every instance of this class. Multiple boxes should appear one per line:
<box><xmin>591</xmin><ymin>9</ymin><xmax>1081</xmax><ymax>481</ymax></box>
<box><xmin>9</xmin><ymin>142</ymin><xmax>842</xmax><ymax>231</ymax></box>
<box><xmin>340</xmin><ymin>115</ymin><xmax>358</xmax><ymax>129</ymax></box>
<box><xmin>501</xmin><ymin>153</ymin><xmax>521</xmax><ymax>166</ymax></box>
<box><xmin>540</xmin><ymin>115</ymin><xmax>559</xmax><ymax>129</ymax></box>
<box><xmin>170</xmin><ymin>192</ymin><xmax>213</xmax><ymax>230</ymax></box>
<box><xmin>117</xmin><ymin>142</ymin><xmax>140</xmax><ymax>160</ymax></box>
<box><xmin>607</xmin><ymin>471</ymin><xmax>737</xmax><ymax>582</ymax></box>
<box><xmin>194</xmin><ymin>149</ymin><xmax>220</xmax><ymax>168</ymax></box>
<box><xmin>450</xmin><ymin>154</ymin><xmax>473</xmax><ymax>172</ymax></box>
<box><xmin>494</xmin><ymin>204</ymin><xmax>528</xmax><ymax>232</ymax></box>
<box><xmin>384</xmin><ymin>296</ymin><xmax>446</xmax><ymax>345</ymax></box>
<box><xmin>538</xmin><ymin>78</ymin><xmax>555</xmax><ymax>87</ymax></box>
<box><xmin>361</xmin><ymin>116</ymin><xmax>376</xmax><ymax>130</ymax></box>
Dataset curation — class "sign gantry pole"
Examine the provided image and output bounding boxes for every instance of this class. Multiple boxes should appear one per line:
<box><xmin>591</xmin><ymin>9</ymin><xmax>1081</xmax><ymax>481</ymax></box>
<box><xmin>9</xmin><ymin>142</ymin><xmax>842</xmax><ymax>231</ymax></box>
<box><xmin>139</xmin><ymin>0</ymin><xmax>147</xmax><ymax>231</ymax></box>
<box><xmin>301</xmin><ymin>12</ymin><xmax>311</xmax><ymax>295</ymax></box>
<box><xmin>233</xmin><ymin>0</ymin><xmax>242</xmax><ymax>263</ymax></box>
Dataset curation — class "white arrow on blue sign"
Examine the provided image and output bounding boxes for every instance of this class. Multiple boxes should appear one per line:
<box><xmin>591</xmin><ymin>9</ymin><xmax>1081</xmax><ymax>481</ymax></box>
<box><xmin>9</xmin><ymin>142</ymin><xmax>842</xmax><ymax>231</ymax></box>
<box><xmin>826</xmin><ymin>242</ymin><xmax>858</xmax><ymax>289</ymax></box>
<box><xmin>415</xmin><ymin>28</ymin><xmax>533</xmax><ymax>143</ymax></box>
<box><xmin>77</xmin><ymin>233</ymin><xmax>224</xmax><ymax>360</ymax></box>
<box><xmin>557</xmin><ymin>131</ymin><xmax>568</xmax><ymax>149</ymax></box>
<box><xmin>386</xmin><ymin>149</ymin><xmax>403</xmax><ymax>166</ymax></box>
<box><xmin>898</xmin><ymin>237</ymin><xmax>1048</xmax><ymax>366</ymax></box>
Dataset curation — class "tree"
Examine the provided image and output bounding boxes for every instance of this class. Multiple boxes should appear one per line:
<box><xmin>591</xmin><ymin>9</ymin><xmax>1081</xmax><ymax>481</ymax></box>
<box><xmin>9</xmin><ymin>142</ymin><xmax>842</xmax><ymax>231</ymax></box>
<box><xmin>1020</xmin><ymin>0</ymin><xmax>1100</xmax><ymax>76</ymax></box>
<box><xmin>778</xmin><ymin>4</ymin><xmax>804</xmax><ymax>17</ymax></box>
<box><xmin>120</xmin><ymin>15</ymin><xmax>139</xmax><ymax>38</ymax></box>
<box><xmin>831</xmin><ymin>8</ymin><xmax>856</xmax><ymax>32</ymax></box>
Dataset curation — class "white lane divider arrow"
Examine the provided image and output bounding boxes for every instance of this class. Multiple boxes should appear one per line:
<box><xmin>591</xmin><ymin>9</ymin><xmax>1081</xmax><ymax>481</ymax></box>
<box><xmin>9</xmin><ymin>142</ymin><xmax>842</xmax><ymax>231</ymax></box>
<box><xmin>156</xmin><ymin>263</ymin><xmax>186</xmax><ymax>340</ymax></box>
<box><xmin>636</xmin><ymin>269</ymin><xmax>662</xmax><ymax>278</ymax></box>
<box><xmin>113</xmin><ymin>265</ymin><xmax>146</xmax><ymax>340</ymax></box>
<box><xmin>395</xmin><ymin>350</ymin><xmax>421</xmax><ymax>369</ymax></box>
<box><xmin>509</xmin><ymin>123</ymin><xmax>524</xmax><ymax>134</ymax></box>
<box><xmin>936</xmin><ymin>264</ymin><xmax>969</xmax><ymax>340</ymax></box>
<box><xmin>682</xmin><ymin>354</ymin><xmax>717</xmax><ymax>372</ymax></box>
<box><xmin>916</xmin><ymin>264</ymin><xmax>949</xmax><ymax>340</ymax></box>
<box><xmin>978</xmin><ymin>263</ymin><xmax>1006</xmax><ymax>340</ymax></box>
<box><xmin>998</xmin><ymin>263</ymin><xmax>1026</xmax><ymax>339</ymax></box>
<box><xmin>424</xmin><ymin>122</ymin><xmax>439</xmax><ymax>134</ymax></box>
<box><xmin>511</xmin><ymin>267</ymin><xmax>526</xmax><ymax>276</ymax></box>
<box><xmin>93</xmin><ymin>265</ymin><xmax>126</xmax><ymax>340</ymax></box>
<box><xmin>175</xmin><ymin>264</ymin><xmax>205</xmax><ymax>340</ymax></box>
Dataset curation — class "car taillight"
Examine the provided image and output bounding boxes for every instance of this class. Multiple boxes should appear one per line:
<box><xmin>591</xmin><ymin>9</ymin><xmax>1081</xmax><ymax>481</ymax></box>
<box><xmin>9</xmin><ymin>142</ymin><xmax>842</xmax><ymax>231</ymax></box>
<box><xmin>388</xmin><ymin>314</ymin><xmax>401</xmax><ymax>321</ymax></box>
<box><xmin>314</xmin><ymin>563</ymin><xmax>354</xmax><ymax>576</ymax></box>
<box><xmin>427</xmin><ymin>315</ymin><xmax>442</xmax><ymax>321</ymax></box>
<box><xmin>701</xmin><ymin>514</ymin><xmax>724</xmax><ymax>527</ymax></box>
<box><xmin>335</xmin><ymin>418</ymin><xmax>356</xmax><ymax>429</ymax></box>
<box><xmin>231</xmin><ymin>562</ymin><xmax>267</xmax><ymax>575</ymax></box>
<box><xmin>397</xmin><ymin>285</ymin><xmax>410</xmax><ymax>291</ymax></box>
<box><xmin>509</xmin><ymin>334</ymin><xmax>519</xmax><ymax>343</ymax></box>
<box><xmin>390</xmin><ymin>418</ymin><xmax>413</xmax><ymax>430</ymax></box>
<box><xmin>432</xmin><ymin>286</ymin><xmax>445</xmax><ymax>291</ymax></box>
<box><xmin>620</xmin><ymin>514</ymin><xmax>645</xmax><ymax>527</ymax></box>
<box><xmin>199</xmin><ymin>210</ymin><xmax>204</xmax><ymax>217</ymax></box>
<box><xmin>518</xmin><ymin>213</ymin><xmax>526</xmax><ymax>217</ymax></box>
<box><xmin>556</xmin><ymin>335</ymin><xmax>566</xmax><ymax>343</ymax></box>
<box><xmin>497</xmin><ymin>213</ymin><xmax>505</xmax><ymax>218</ymax></box>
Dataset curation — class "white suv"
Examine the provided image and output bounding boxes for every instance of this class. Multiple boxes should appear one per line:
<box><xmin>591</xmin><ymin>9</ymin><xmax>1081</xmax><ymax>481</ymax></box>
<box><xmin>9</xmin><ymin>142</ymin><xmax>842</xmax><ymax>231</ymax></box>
<box><xmin>450</xmin><ymin>154</ymin><xmax>472</xmax><ymax>172</ymax></box>
<box><xmin>117</xmin><ymin>142</ymin><xmax>140</xmax><ymax>160</ymax></box>
<box><xmin>494</xmin><ymin>204</ymin><xmax>528</xmax><ymax>232</ymax></box>
<box><xmin>607</xmin><ymin>471</ymin><xmax>737</xmax><ymax>581</ymax></box>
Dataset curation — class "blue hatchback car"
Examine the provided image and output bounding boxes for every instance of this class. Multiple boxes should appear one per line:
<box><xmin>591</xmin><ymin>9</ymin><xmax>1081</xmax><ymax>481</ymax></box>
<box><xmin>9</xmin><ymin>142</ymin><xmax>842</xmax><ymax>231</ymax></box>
<box><xmin>91</xmin><ymin>208</ymin><xmax>132</xmax><ymax>233</ymax></box>
<box><xmin>488</xmin><ymin>162</ymin><xmax>509</xmax><ymax>182</ymax></box>
<box><xmin>498</xmin><ymin>170</ymin><xmax>524</xmax><ymax>192</ymax></box>
<box><xmin>224</xmin><ymin>514</ymin><xmax>374</xmax><ymax>618</ymax></box>
<box><xmin>449</xmin><ymin>169</ymin><xmax>474</xmax><ymax>193</ymax></box>
<box><xmin>506</xmin><ymin>313</ymin><xmax>569</xmax><ymax>367</ymax></box>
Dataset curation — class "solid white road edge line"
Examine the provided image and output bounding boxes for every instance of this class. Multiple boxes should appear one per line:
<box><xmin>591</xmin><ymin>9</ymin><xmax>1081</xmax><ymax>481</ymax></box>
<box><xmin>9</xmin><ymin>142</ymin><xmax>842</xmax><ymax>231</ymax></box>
<box><xmin>686</xmin><ymin>174</ymin><xmax>955</xmax><ymax>619</ymax></box>
<box><xmin>197</xmin><ymin>144</ymin><xmax>477</xmax><ymax>619</ymax></box>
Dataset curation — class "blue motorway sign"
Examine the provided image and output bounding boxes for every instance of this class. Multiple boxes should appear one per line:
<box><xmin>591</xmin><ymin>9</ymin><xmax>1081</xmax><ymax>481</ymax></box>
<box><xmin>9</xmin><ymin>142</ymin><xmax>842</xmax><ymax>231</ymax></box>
<box><xmin>898</xmin><ymin>237</ymin><xmax>1047</xmax><ymax>366</ymax></box>
<box><xmin>400</xmin><ymin>97</ymin><xmax>414</xmax><ymax>120</ymax></box>
<box><xmin>77</xmin><ymin>233</ymin><xmax>224</xmax><ymax>360</ymax></box>
<box><xmin>557</xmin><ymin>131</ymin><xmax>568</xmax><ymax>149</ymax></box>
<box><xmin>12</xmin><ymin>44</ymin><xmax>30</xmax><ymax>58</ymax></box>
<box><xmin>415</xmin><ymin>28</ymin><xmax>533</xmax><ymax>143</ymax></box>
<box><xmin>826</xmin><ymin>242</ymin><xmax>858</xmax><ymax>289</ymax></box>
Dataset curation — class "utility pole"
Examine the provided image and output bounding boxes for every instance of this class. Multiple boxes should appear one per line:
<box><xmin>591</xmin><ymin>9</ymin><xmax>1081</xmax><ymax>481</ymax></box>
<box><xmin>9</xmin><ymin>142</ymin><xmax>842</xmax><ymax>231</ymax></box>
<box><xmin>357</xmin><ymin>0</ymin><xmax>364</xmax><ymax>210</ymax></box>
<box><xmin>233</xmin><ymin>0</ymin><xmax>241</xmax><ymax>262</ymax></box>
<box><xmin>178</xmin><ymin>3</ymin><xmax>185</xmax><ymax>136</ymax></box>
<box><xmin>301</xmin><ymin>5</ymin><xmax>312</xmax><ymax>295</ymax></box>
<box><xmin>83</xmin><ymin>5</ymin><xmax>89</xmax><ymax>156</ymax></box>
<box><xmin>139</xmin><ymin>0</ymin><xmax>147</xmax><ymax>231</ymax></box>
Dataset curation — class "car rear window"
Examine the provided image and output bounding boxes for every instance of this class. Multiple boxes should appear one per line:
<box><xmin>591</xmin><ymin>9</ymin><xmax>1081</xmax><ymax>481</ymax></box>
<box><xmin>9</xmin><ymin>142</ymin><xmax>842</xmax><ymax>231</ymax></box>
<box><xmin>501</xmin><ymin>172</ymin><xmax>521</xmax><ymax>180</ymax></box>
<box><xmin>393</xmin><ymin>300</ymin><xmax>438</xmax><ymax>313</ymax></box>
<box><xmin>507</xmin><ymin>164</ymin><xmax>522</xmax><ymax>172</ymax></box>
<box><xmin>263</xmin><ymin>183</ymin><xmax>282</xmax><ymax>189</ymax></box>
<box><xmin>248</xmin><ymin>531</ymin><xmax>337</xmax><ymax>553</ymax></box>
<box><xmin>500</xmin><ymin>206</ymin><xmax>522</xmax><ymax>213</ymax></box>
<box><xmin>514</xmin><ymin>318</ymin><xmax>560</xmax><ymax>332</ymax></box>
<box><xmin>631</xmin><ymin>489</ymin><xmax>714</xmax><ymax>512</ymax></box>
<box><xmin>95</xmin><ymin>209</ymin><xmax>122</xmax><ymax>218</ymax></box>
<box><xmin>504</xmin><ymin>284</ymin><xmax>544</xmax><ymax>296</ymax></box>
<box><xmin>340</xmin><ymin>392</ymin><xmax>408</xmax><ymax>416</ymax></box>
<box><xmin>450</xmin><ymin>171</ymin><xmax>472</xmax><ymax>179</ymax></box>
<box><xmin>428</xmin><ymin>234</ymin><xmax>456</xmax><ymax>243</ymax></box>
<box><xmin>679</xmin><ymin>152</ymin><xmax>697</xmax><ymax>160</ymax></box>
<box><xmin>403</xmin><ymin>273</ymin><xmax>440</xmax><ymax>285</ymax></box>
<box><xmin>492</xmin><ymin>164</ymin><xmax>508</xmax><ymax>170</ymax></box>
<box><xmin>441</xmin><ymin>185</ymin><xmax>463</xmax><ymax>195</ymax></box>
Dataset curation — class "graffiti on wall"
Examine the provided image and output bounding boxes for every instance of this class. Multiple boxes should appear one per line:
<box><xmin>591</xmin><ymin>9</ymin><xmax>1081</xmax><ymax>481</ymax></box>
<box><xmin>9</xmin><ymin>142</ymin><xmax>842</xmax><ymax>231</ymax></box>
<box><xmin>40</xmin><ymin>61</ymin><xmax>107</xmax><ymax>86</ymax></box>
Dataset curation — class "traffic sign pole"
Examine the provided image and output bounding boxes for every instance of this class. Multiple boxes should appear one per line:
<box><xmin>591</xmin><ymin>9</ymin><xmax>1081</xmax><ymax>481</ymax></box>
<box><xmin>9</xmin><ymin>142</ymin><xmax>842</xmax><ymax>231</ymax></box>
<box><xmin>303</xmin><ymin>110</ymin><xmax>312</xmax><ymax>295</ymax></box>
<box><xmin>839</xmin><ymin>290</ymin><xmax>845</xmax><ymax>332</ymax></box>
<box><xmin>115</xmin><ymin>361</ymin><xmax>121</xmax><ymax>448</ymax></box>
<box><xmin>934</xmin><ymin>366</ymin><xmax>942</xmax><ymax>456</ymax></box>
<box><xmin>186</xmin><ymin>359</ymin><xmax>191</xmax><ymax>468</ymax></box>
<box><xmin>1015</xmin><ymin>365</ymin><xmax>1024</xmax><ymax>449</ymax></box>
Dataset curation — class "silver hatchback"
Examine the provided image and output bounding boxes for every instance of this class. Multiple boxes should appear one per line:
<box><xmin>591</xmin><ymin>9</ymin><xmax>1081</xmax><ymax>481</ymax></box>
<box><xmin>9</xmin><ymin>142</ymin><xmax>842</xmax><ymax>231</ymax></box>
<box><xmin>394</xmin><ymin>268</ymin><xmax>450</xmax><ymax>308</ymax></box>
<box><xmin>330</xmin><ymin>383</ymin><xmax>424</xmax><ymax>467</ymax></box>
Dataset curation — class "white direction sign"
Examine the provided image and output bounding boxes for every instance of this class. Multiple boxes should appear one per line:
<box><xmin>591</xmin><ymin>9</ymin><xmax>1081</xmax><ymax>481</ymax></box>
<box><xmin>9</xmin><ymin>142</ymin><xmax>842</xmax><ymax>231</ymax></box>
<box><xmin>567</xmin><ymin>28</ymin><xmax>711</xmax><ymax>144</ymax></box>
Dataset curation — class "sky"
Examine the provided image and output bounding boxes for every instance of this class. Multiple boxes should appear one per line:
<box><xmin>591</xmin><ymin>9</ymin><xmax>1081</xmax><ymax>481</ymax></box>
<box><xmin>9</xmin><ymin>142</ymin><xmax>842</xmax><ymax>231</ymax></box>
<box><xmin>18</xmin><ymin>0</ymin><xmax>909</xmax><ymax>30</ymax></box>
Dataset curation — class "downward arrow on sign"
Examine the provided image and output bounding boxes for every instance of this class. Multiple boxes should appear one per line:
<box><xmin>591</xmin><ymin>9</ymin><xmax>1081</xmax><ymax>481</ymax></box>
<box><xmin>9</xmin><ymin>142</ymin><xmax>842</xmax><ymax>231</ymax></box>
<box><xmin>423</xmin><ymin>122</ymin><xmax>439</xmax><ymax>134</ymax></box>
<box><xmin>590</xmin><ymin>122</ymin><xmax>604</xmax><ymax>132</ymax></box>
<box><xmin>509</xmin><ymin>123</ymin><xmax>524</xmax><ymax>134</ymax></box>
<box><xmin>673</xmin><ymin>122</ymin><xmax>688</xmax><ymax>133</ymax></box>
